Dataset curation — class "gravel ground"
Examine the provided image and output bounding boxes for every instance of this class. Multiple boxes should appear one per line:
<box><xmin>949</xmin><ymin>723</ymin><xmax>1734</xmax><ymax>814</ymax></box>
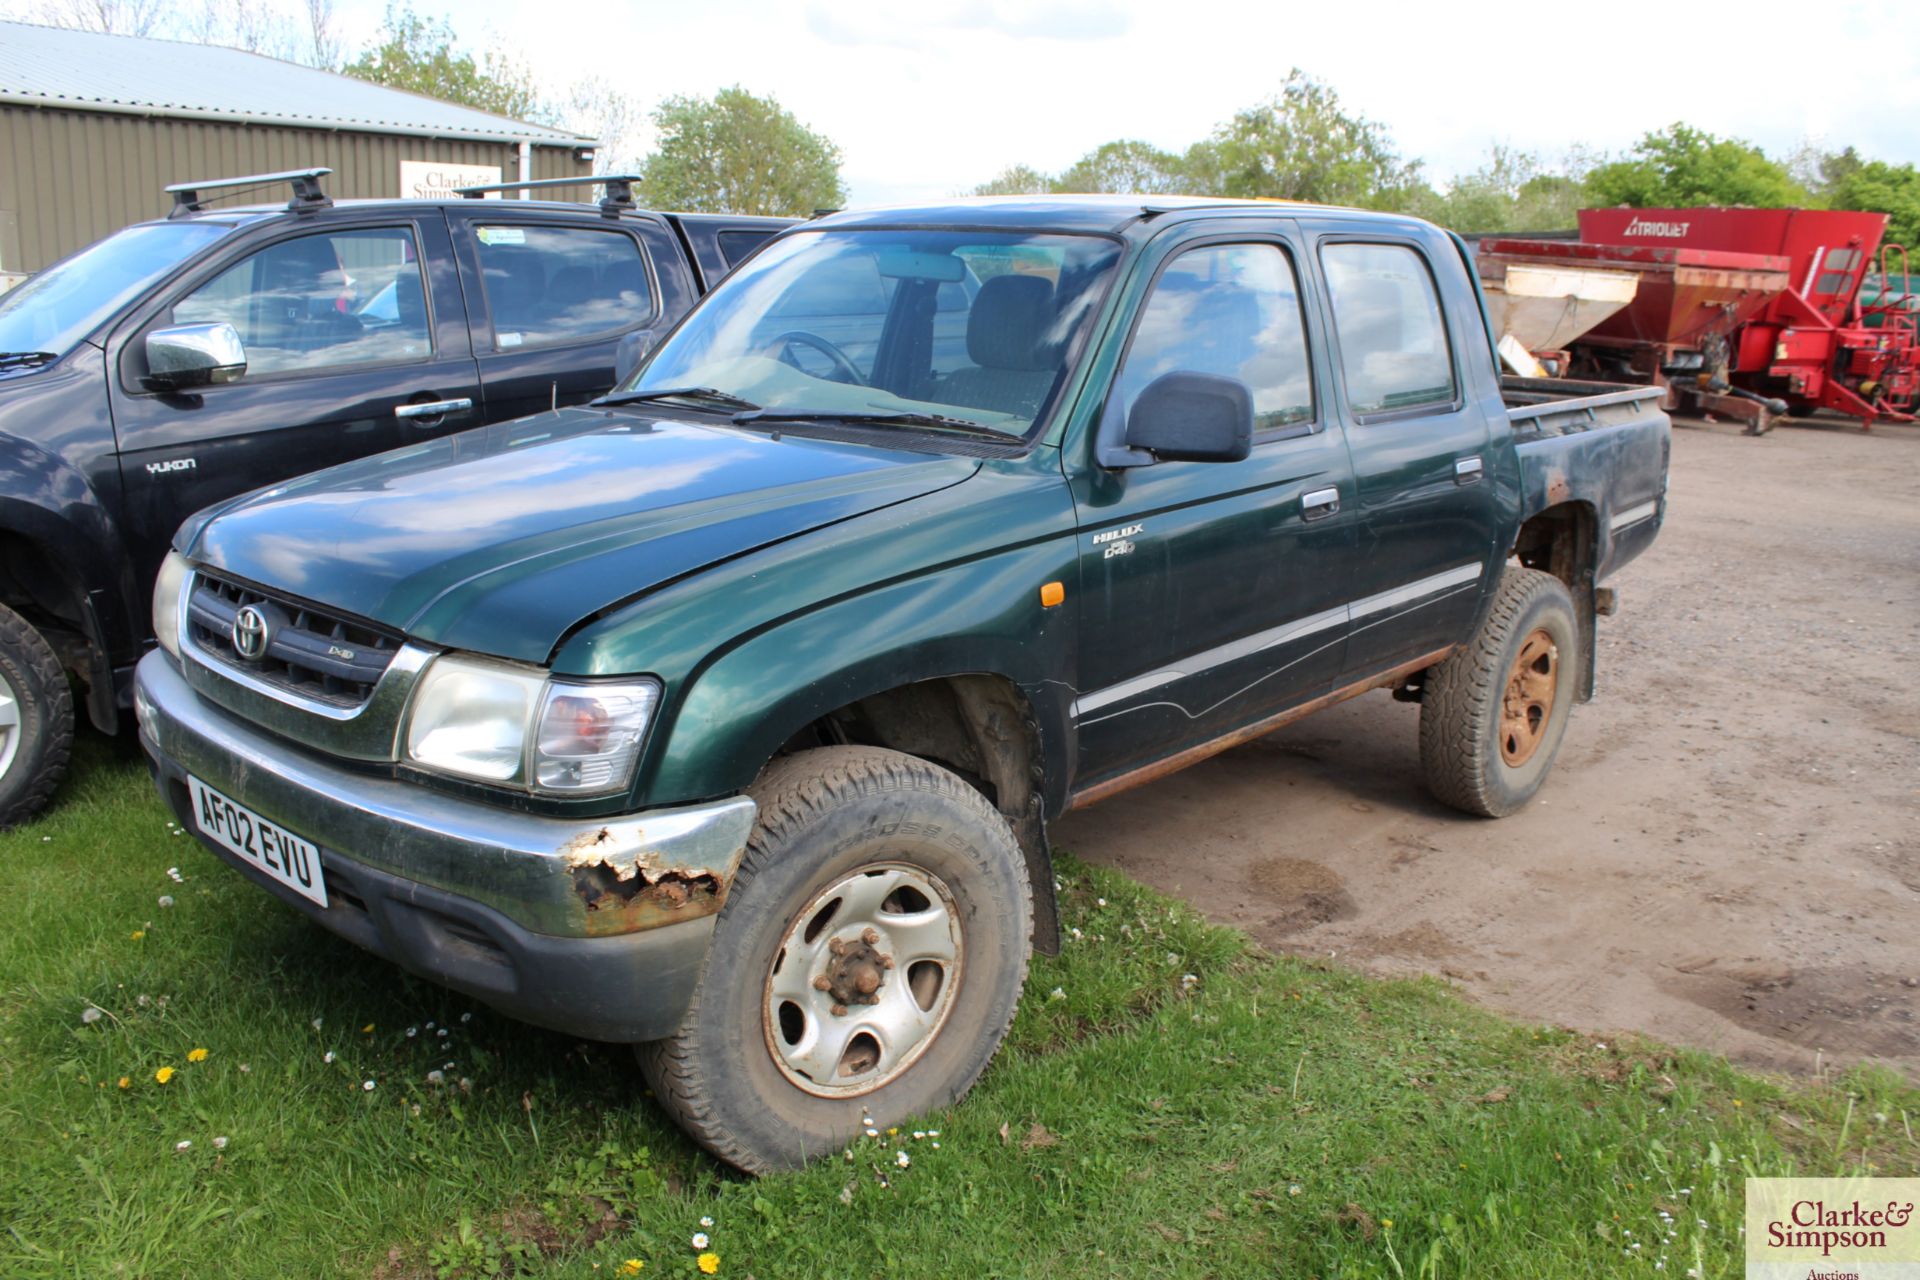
<box><xmin>1058</xmin><ymin>414</ymin><xmax>1920</xmax><ymax>1079</ymax></box>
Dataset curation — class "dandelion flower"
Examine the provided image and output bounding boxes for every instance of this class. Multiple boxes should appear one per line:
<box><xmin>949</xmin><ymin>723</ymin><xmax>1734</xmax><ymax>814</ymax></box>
<box><xmin>117</xmin><ymin>1077</ymin><xmax>130</xmax><ymax>1089</ymax></box>
<box><xmin>699</xmin><ymin>1216</ymin><xmax>714</xmax><ymax>1229</ymax></box>
<box><xmin>1382</xmin><ymin>1219</ymin><xmax>1394</xmax><ymax>1230</ymax></box>
<box><xmin>692</xmin><ymin>1233</ymin><xmax>709</xmax><ymax>1249</ymax></box>
<box><xmin>158</xmin><ymin>895</ymin><xmax>174</xmax><ymax>908</ymax></box>
<box><xmin>311</xmin><ymin>1018</ymin><xmax>323</xmax><ymax>1030</ymax></box>
<box><xmin>361</xmin><ymin>1023</ymin><xmax>374</xmax><ymax>1033</ymax></box>
<box><xmin>212</xmin><ymin>1136</ymin><xmax>228</xmax><ymax>1150</ymax></box>
<box><xmin>238</xmin><ymin>1063</ymin><xmax>250</xmax><ymax>1074</ymax></box>
<box><xmin>154</xmin><ymin>1066</ymin><xmax>175</xmax><ymax>1084</ymax></box>
<box><xmin>131</xmin><ymin>930</ymin><xmax>145</xmax><ymax>941</ymax></box>
<box><xmin>426</xmin><ymin>1070</ymin><xmax>444</xmax><ymax>1085</ymax></box>
<box><xmin>187</xmin><ymin>1048</ymin><xmax>208</xmax><ymax>1063</ymax></box>
<box><xmin>620</xmin><ymin>1260</ymin><xmax>644</xmax><ymax>1275</ymax></box>
<box><xmin>1732</xmin><ymin>1099</ymin><xmax>1743</xmax><ymax>1108</ymax></box>
<box><xmin>697</xmin><ymin>1253</ymin><xmax>719</xmax><ymax>1275</ymax></box>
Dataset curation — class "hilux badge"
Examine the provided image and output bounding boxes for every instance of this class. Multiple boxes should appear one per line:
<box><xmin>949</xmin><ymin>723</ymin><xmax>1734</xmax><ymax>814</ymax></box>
<box><xmin>232</xmin><ymin>605</ymin><xmax>272</xmax><ymax>661</ymax></box>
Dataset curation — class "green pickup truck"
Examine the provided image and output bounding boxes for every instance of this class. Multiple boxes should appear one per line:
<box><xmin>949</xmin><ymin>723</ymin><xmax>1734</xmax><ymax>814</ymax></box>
<box><xmin>135</xmin><ymin>195</ymin><xmax>1669</xmax><ymax>1172</ymax></box>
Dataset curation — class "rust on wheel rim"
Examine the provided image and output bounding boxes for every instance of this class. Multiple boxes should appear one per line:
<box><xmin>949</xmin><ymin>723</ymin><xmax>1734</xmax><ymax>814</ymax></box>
<box><xmin>1499</xmin><ymin>628</ymin><xmax>1558</xmax><ymax>767</ymax></box>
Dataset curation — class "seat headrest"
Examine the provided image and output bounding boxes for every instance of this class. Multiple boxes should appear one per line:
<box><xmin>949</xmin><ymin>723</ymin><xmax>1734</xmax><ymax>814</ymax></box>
<box><xmin>967</xmin><ymin>274</ymin><xmax>1058</xmax><ymax>371</ymax></box>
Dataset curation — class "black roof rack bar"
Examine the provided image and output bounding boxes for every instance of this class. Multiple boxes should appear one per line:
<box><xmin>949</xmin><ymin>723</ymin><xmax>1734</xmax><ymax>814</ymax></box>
<box><xmin>165</xmin><ymin>167</ymin><xmax>333</xmax><ymax>218</ymax></box>
<box><xmin>452</xmin><ymin>174</ymin><xmax>644</xmax><ymax>218</ymax></box>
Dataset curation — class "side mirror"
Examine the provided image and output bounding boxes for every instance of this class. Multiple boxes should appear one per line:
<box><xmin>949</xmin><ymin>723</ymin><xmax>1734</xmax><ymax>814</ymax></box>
<box><xmin>1124</xmin><ymin>371</ymin><xmax>1253</xmax><ymax>463</ymax></box>
<box><xmin>613</xmin><ymin>330</ymin><xmax>653</xmax><ymax>386</ymax></box>
<box><xmin>145</xmin><ymin>322</ymin><xmax>246</xmax><ymax>391</ymax></box>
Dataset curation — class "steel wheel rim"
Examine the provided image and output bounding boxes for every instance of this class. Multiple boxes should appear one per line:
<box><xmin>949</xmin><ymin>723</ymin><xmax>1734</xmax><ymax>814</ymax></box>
<box><xmin>762</xmin><ymin>862</ymin><xmax>964</xmax><ymax>1098</ymax></box>
<box><xmin>0</xmin><ymin>670</ymin><xmax>23</xmax><ymax>782</ymax></box>
<box><xmin>1499</xmin><ymin>627</ymin><xmax>1558</xmax><ymax>767</ymax></box>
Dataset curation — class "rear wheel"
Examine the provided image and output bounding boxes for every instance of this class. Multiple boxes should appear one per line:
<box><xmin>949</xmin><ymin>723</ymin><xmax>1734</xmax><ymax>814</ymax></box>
<box><xmin>1419</xmin><ymin>567</ymin><xmax>1578</xmax><ymax>818</ymax></box>
<box><xmin>638</xmin><ymin>746</ymin><xmax>1031</xmax><ymax>1174</ymax></box>
<box><xmin>0</xmin><ymin>603</ymin><xmax>73</xmax><ymax>829</ymax></box>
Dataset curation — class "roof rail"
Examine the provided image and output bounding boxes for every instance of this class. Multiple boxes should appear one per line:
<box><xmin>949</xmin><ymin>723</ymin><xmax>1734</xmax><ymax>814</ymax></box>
<box><xmin>452</xmin><ymin>174</ymin><xmax>644</xmax><ymax>218</ymax></box>
<box><xmin>166</xmin><ymin>168</ymin><xmax>333</xmax><ymax>218</ymax></box>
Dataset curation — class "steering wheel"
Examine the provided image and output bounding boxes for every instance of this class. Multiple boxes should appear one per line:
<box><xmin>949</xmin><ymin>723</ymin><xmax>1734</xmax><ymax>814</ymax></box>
<box><xmin>768</xmin><ymin>330</ymin><xmax>866</xmax><ymax>386</ymax></box>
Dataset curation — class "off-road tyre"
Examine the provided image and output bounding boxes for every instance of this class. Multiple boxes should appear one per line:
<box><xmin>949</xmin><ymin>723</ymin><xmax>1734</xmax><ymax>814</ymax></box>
<box><xmin>637</xmin><ymin>746</ymin><xmax>1032</xmax><ymax>1174</ymax></box>
<box><xmin>1419</xmin><ymin>567</ymin><xmax>1578</xmax><ymax>818</ymax></box>
<box><xmin>0</xmin><ymin>602</ymin><xmax>72</xmax><ymax>829</ymax></box>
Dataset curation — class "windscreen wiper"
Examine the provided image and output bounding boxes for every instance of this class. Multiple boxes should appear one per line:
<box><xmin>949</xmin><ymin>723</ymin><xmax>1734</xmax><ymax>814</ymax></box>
<box><xmin>730</xmin><ymin>408</ymin><xmax>1020</xmax><ymax>443</ymax></box>
<box><xmin>0</xmin><ymin>352</ymin><xmax>57</xmax><ymax>370</ymax></box>
<box><xmin>593</xmin><ymin>386</ymin><xmax>762</xmax><ymax>412</ymax></box>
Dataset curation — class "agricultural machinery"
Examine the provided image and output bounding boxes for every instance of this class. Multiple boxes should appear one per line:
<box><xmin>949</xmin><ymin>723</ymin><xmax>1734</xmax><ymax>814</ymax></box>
<box><xmin>1477</xmin><ymin>208</ymin><xmax>1918</xmax><ymax>434</ymax></box>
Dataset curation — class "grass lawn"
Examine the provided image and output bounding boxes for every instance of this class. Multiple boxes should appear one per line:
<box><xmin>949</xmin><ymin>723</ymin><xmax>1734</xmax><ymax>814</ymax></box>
<box><xmin>1</xmin><ymin>736</ymin><xmax>1913</xmax><ymax>1279</ymax></box>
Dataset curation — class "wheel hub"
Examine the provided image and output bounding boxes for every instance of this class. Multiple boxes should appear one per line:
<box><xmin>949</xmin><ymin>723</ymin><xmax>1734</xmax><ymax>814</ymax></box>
<box><xmin>1499</xmin><ymin>627</ymin><xmax>1559</xmax><ymax>767</ymax></box>
<box><xmin>814</xmin><ymin>929</ymin><xmax>894</xmax><ymax>1014</ymax></box>
<box><xmin>763</xmin><ymin>863</ymin><xmax>963</xmax><ymax>1097</ymax></box>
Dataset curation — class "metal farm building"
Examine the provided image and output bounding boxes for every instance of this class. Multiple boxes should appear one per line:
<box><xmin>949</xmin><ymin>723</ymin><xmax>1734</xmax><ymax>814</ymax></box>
<box><xmin>0</xmin><ymin>20</ymin><xmax>596</xmax><ymax>273</ymax></box>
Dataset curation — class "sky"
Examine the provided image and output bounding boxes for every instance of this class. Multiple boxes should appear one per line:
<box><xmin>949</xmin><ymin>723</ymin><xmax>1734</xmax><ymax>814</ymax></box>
<box><xmin>91</xmin><ymin>0</ymin><xmax>1920</xmax><ymax>202</ymax></box>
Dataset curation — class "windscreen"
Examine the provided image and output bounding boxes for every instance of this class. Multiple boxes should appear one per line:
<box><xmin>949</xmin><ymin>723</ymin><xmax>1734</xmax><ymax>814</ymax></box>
<box><xmin>628</xmin><ymin>228</ymin><xmax>1123</xmax><ymax>436</ymax></box>
<box><xmin>0</xmin><ymin>221</ymin><xmax>237</xmax><ymax>363</ymax></box>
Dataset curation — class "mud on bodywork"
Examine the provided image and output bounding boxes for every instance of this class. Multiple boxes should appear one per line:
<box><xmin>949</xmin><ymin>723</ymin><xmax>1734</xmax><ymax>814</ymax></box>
<box><xmin>560</xmin><ymin>826</ymin><xmax>730</xmax><ymax>936</ymax></box>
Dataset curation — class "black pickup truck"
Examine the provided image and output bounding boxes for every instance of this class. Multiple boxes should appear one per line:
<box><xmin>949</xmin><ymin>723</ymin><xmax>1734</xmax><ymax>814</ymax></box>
<box><xmin>139</xmin><ymin>195</ymin><xmax>1669</xmax><ymax>1172</ymax></box>
<box><xmin>0</xmin><ymin>169</ymin><xmax>788</xmax><ymax>824</ymax></box>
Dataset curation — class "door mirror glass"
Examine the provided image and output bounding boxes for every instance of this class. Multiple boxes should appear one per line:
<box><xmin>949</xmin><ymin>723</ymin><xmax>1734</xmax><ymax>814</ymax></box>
<box><xmin>145</xmin><ymin>322</ymin><xmax>247</xmax><ymax>390</ymax></box>
<box><xmin>613</xmin><ymin>330</ymin><xmax>652</xmax><ymax>386</ymax></box>
<box><xmin>1124</xmin><ymin>371</ymin><xmax>1253</xmax><ymax>463</ymax></box>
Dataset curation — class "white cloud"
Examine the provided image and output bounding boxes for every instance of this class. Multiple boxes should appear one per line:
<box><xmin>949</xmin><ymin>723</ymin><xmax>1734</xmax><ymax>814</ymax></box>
<box><xmin>338</xmin><ymin>0</ymin><xmax>1918</xmax><ymax>205</ymax></box>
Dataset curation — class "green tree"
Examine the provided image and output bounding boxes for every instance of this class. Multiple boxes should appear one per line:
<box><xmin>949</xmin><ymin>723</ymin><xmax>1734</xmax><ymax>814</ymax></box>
<box><xmin>1584</xmin><ymin>124</ymin><xmax>1804</xmax><ymax>208</ymax></box>
<box><xmin>343</xmin><ymin>4</ymin><xmax>547</xmax><ymax>121</ymax></box>
<box><xmin>638</xmin><ymin>87</ymin><xmax>845</xmax><ymax>217</ymax></box>
<box><xmin>1828</xmin><ymin>159</ymin><xmax>1920</xmax><ymax>258</ymax></box>
<box><xmin>971</xmin><ymin>165</ymin><xmax>1053</xmax><ymax>197</ymax></box>
<box><xmin>1204</xmin><ymin>69</ymin><xmax>1421</xmax><ymax>208</ymax></box>
<box><xmin>1053</xmin><ymin>139</ymin><xmax>1189</xmax><ymax>195</ymax></box>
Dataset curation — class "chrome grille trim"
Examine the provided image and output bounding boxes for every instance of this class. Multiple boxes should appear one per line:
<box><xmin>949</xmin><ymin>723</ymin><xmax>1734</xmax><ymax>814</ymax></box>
<box><xmin>177</xmin><ymin>570</ymin><xmax>435</xmax><ymax>761</ymax></box>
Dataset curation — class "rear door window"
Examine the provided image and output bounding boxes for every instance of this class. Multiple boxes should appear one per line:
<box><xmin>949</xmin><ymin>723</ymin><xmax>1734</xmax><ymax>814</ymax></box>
<box><xmin>1321</xmin><ymin>242</ymin><xmax>1456</xmax><ymax>417</ymax></box>
<box><xmin>172</xmin><ymin>226</ymin><xmax>430</xmax><ymax>377</ymax></box>
<box><xmin>717</xmin><ymin>228</ymin><xmax>776</xmax><ymax>268</ymax></box>
<box><xmin>474</xmin><ymin>224</ymin><xmax>654</xmax><ymax>350</ymax></box>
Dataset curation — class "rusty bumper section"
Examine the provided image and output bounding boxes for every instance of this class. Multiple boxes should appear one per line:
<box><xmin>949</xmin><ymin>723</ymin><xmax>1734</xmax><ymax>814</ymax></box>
<box><xmin>133</xmin><ymin>650</ymin><xmax>756</xmax><ymax>941</ymax></box>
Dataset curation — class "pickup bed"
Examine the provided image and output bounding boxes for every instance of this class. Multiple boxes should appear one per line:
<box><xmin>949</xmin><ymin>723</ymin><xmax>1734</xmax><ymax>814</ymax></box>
<box><xmin>0</xmin><ymin>169</ymin><xmax>788</xmax><ymax>823</ymax></box>
<box><xmin>135</xmin><ymin>194</ymin><xmax>1669</xmax><ymax>1173</ymax></box>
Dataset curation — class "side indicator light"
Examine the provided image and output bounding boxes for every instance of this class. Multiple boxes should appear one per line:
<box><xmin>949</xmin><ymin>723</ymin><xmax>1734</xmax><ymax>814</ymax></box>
<box><xmin>1040</xmin><ymin>581</ymin><xmax>1065</xmax><ymax>608</ymax></box>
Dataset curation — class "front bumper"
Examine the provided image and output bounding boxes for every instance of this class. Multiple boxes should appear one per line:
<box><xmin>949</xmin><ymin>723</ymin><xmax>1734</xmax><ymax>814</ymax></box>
<box><xmin>135</xmin><ymin>650</ymin><xmax>756</xmax><ymax>1043</ymax></box>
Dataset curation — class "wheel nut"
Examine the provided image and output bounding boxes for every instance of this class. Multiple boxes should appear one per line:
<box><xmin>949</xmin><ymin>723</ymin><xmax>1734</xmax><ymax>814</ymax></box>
<box><xmin>812</xmin><ymin>976</ymin><xmax>832</xmax><ymax>992</ymax></box>
<box><xmin>879</xmin><ymin>954</ymin><xmax>894</xmax><ymax>969</ymax></box>
<box><xmin>830</xmin><ymin>1003</ymin><xmax>848</xmax><ymax>1017</ymax></box>
<box><xmin>861</xmin><ymin>927</ymin><xmax>879</xmax><ymax>945</ymax></box>
<box><xmin>828</xmin><ymin>938</ymin><xmax>847</xmax><ymax>956</ymax></box>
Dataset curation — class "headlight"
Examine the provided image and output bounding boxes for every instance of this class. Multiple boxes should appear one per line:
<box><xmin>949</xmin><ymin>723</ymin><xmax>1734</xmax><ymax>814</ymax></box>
<box><xmin>152</xmin><ymin>551</ymin><xmax>190</xmax><ymax>658</ymax></box>
<box><xmin>403</xmin><ymin>654</ymin><xmax>661</xmax><ymax>795</ymax></box>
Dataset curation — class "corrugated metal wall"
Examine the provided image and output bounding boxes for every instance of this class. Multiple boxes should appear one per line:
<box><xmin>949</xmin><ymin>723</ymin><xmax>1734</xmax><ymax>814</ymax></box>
<box><xmin>0</xmin><ymin>105</ymin><xmax>588</xmax><ymax>271</ymax></box>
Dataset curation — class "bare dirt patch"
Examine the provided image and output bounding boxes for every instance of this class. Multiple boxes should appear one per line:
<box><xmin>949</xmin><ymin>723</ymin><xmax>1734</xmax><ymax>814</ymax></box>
<box><xmin>1057</xmin><ymin>417</ymin><xmax>1920</xmax><ymax>1078</ymax></box>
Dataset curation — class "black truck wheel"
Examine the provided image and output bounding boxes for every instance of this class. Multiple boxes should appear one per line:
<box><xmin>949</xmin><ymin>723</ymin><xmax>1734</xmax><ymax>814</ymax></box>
<box><xmin>638</xmin><ymin>746</ymin><xmax>1031</xmax><ymax>1174</ymax></box>
<box><xmin>0</xmin><ymin>602</ymin><xmax>74</xmax><ymax>828</ymax></box>
<box><xmin>1418</xmin><ymin>567</ymin><xmax>1578</xmax><ymax>818</ymax></box>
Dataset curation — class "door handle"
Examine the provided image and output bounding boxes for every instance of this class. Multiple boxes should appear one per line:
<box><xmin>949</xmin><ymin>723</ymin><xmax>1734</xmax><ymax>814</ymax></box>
<box><xmin>1301</xmin><ymin>486</ymin><xmax>1341</xmax><ymax>521</ymax></box>
<box><xmin>395</xmin><ymin>397</ymin><xmax>474</xmax><ymax>420</ymax></box>
<box><xmin>1454</xmin><ymin>455</ymin><xmax>1483</xmax><ymax>485</ymax></box>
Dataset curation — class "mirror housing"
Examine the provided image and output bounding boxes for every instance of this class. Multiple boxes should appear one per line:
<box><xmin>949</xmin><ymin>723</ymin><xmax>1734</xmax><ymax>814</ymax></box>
<box><xmin>613</xmin><ymin>330</ymin><xmax>653</xmax><ymax>386</ymax></box>
<box><xmin>145</xmin><ymin>322</ymin><xmax>246</xmax><ymax>391</ymax></box>
<box><xmin>1123</xmin><ymin>371</ymin><xmax>1253</xmax><ymax>463</ymax></box>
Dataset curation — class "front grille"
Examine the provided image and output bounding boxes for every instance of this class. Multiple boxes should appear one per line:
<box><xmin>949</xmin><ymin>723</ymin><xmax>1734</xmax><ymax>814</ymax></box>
<box><xmin>187</xmin><ymin>572</ymin><xmax>402</xmax><ymax>709</ymax></box>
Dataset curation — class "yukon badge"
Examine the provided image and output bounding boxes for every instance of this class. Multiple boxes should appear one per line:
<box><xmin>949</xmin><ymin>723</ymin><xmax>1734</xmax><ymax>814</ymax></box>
<box><xmin>146</xmin><ymin>458</ymin><xmax>197</xmax><ymax>476</ymax></box>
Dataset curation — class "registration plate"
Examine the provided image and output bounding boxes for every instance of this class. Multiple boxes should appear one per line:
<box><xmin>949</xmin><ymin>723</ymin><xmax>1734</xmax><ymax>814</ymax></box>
<box><xmin>189</xmin><ymin>775</ymin><xmax>328</xmax><ymax>908</ymax></box>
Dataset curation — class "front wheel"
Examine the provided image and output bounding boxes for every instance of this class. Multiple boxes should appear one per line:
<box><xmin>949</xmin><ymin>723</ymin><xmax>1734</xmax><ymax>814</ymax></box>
<box><xmin>1418</xmin><ymin>567</ymin><xmax>1578</xmax><ymax>818</ymax></box>
<box><xmin>638</xmin><ymin>746</ymin><xmax>1031</xmax><ymax>1174</ymax></box>
<box><xmin>0</xmin><ymin>602</ymin><xmax>73</xmax><ymax>828</ymax></box>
